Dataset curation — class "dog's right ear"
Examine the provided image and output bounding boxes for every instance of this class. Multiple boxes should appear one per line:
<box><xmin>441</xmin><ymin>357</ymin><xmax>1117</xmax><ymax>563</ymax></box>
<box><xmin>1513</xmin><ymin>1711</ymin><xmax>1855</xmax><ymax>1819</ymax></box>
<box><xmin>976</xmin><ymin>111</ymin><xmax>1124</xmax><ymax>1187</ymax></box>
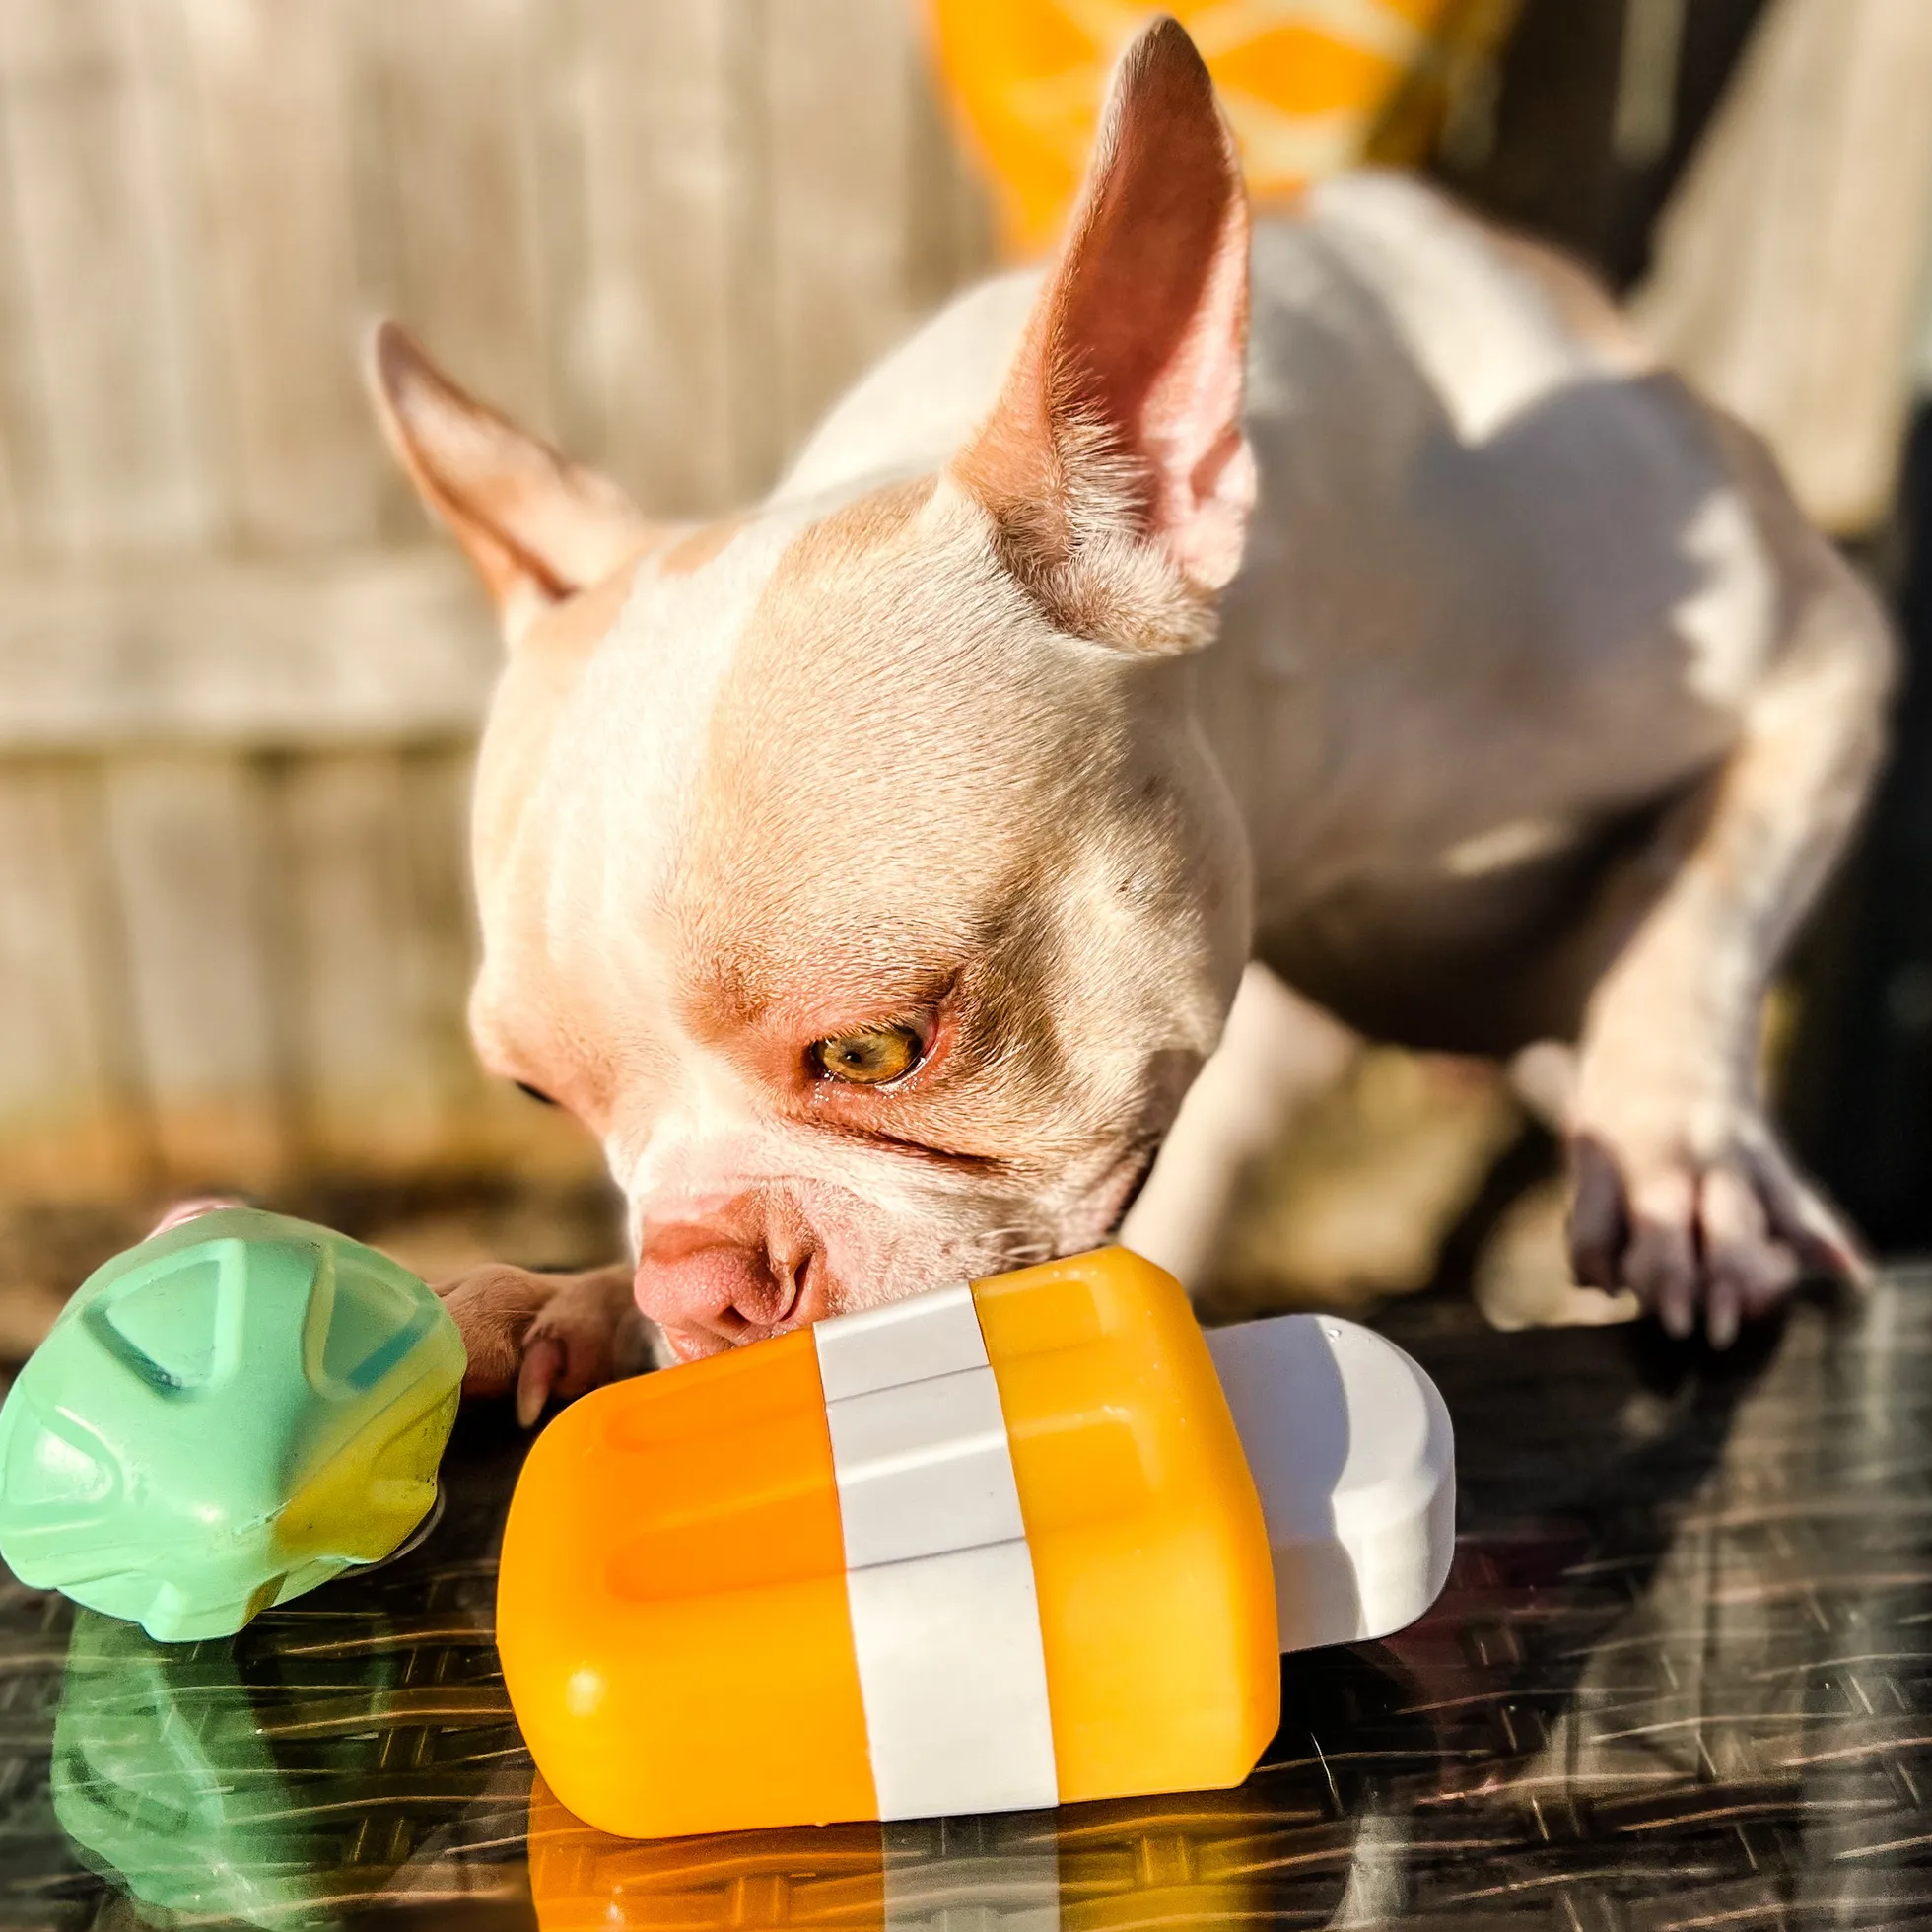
<box><xmin>950</xmin><ymin>17</ymin><xmax>1252</xmax><ymax>655</ymax></box>
<box><xmin>365</xmin><ymin>323</ymin><xmax>654</xmax><ymax>644</ymax></box>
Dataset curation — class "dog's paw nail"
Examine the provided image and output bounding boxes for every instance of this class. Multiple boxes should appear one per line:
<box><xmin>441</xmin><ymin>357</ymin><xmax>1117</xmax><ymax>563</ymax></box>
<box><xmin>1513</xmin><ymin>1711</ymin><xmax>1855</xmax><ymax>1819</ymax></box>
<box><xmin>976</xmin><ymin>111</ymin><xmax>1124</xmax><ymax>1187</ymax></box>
<box><xmin>516</xmin><ymin>1336</ymin><xmax>565</xmax><ymax>1430</ymax></box>
<box><xmin>1706</xmin><ymin>1285</ymin><xmax>1741</xmax><ymax>1351</ymax></box>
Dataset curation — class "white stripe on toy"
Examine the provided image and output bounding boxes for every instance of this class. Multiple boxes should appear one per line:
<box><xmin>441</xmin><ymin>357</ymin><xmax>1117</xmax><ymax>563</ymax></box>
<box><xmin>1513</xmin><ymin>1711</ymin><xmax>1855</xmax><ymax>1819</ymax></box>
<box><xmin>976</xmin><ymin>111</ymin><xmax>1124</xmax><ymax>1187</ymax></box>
<box><xmin>814</xmin><ymin>1281</ymin><xmax>989</xmax><ymax>1399</ymax></box>
<box><xmin>816</xmin><ymin>1288</ymin><xmax>1059</xmax><ymax>1819</ymax></box>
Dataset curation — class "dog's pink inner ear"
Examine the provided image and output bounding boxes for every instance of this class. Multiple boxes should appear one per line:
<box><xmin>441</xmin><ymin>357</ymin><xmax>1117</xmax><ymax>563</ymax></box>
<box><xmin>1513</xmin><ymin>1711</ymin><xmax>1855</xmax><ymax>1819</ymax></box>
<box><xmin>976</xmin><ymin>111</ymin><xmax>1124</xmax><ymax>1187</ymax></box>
<box><xmin>954</xmin><ymin>17</ymin><xmax>1254</xmax><ymax>604</ymax></box>
<box><xmin>365</xmin><ymin>322</ymin><xmax>654</xmax><ymax>641</ymax></box>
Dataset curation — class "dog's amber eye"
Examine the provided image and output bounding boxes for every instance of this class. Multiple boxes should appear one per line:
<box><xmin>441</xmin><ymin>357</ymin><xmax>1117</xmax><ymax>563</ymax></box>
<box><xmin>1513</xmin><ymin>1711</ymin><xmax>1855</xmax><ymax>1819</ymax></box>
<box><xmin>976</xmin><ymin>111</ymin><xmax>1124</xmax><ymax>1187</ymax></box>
<box><xmin>810</xmin><ymin>1024</ymin><xmax>922</xmax><ymax>1086</ymax></box>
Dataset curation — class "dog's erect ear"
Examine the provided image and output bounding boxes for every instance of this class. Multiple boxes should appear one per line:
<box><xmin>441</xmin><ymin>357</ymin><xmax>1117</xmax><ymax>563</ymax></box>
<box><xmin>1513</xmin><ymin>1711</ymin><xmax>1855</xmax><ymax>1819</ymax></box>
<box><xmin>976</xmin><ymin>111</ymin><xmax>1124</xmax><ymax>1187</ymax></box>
<box><xmin>951</xmin><ymin>17</ymin><xmax>1252</xmax><ymax>649</ymax></box>
<box><xmin>365</xmin><ymin>323</ymin><xmax>654</xmax><ymax>642</ymax></box>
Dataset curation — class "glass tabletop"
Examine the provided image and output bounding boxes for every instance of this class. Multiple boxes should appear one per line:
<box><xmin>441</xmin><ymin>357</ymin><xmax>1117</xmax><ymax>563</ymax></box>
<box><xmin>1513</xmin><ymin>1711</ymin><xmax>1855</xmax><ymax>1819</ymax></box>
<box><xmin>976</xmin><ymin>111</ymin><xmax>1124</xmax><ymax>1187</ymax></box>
<box><xmin>3</xmin><ymin>1270</ymin><xmax>1930</xmax><ymax>1930</ymax></box>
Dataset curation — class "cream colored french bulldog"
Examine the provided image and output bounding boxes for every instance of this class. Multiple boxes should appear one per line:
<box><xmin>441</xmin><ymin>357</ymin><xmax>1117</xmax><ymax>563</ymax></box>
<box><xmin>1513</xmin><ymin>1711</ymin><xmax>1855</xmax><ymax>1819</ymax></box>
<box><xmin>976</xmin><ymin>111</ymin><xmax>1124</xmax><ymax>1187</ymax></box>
<box><xmin>355</xmin><ymin>18</ymin><xmax>1890</xmax><ymax>1416</ymax></box>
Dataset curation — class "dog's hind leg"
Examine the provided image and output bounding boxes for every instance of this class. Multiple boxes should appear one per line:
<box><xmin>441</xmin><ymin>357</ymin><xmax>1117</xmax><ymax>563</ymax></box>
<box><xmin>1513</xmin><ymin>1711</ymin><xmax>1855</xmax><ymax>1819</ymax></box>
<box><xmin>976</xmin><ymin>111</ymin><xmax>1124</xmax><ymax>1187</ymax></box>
<box><xmin>1559</xmin><ymin>511</ymin><xmax>1895</xmax><ymax>1346</ymax></box>
<box><xmin>1119</xmin><ymin>962</ymin><xmax>1359</xmax><ymax>1291</ymax></box>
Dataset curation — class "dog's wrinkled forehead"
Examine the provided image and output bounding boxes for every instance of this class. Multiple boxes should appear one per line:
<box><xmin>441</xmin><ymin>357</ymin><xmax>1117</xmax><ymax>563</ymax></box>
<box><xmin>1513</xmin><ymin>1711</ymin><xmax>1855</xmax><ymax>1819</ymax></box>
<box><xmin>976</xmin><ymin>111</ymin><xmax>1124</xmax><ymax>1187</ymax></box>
<box><xmin>481</xmin><ymin>475</ymin><xmax>1119</xmax><ymax>1013</ymax></box>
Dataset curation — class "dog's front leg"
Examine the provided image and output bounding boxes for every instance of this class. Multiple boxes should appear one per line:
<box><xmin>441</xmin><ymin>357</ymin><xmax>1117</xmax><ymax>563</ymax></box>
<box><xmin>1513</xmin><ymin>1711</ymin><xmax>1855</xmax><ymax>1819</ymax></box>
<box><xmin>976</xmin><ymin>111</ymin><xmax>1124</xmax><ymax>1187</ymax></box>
<box><xmin>1564</xmin><ymin>557</ymin><xmax>1893</xmax><ymax>1345</ymax></box>
<box><xmin>434</xmin><ymin>1262</ymin><xmax>649</xmax><ymax>1425</ymax></box>
<box><xmin>1121</xmin><ymin>963</ymin><xmax>1358</xmax><ymax>1290</ymax></box>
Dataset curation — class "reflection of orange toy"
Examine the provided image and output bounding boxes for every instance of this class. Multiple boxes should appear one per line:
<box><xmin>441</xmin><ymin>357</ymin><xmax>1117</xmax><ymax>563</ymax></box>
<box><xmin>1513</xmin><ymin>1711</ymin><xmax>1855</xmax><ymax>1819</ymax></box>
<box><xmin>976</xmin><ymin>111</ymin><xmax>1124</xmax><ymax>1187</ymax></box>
<box><xmin>927</xmin><ymin>0</ymin><xmax>1517</xmax><ymax>257</ymax></box>
<box><xmin>500</xmin><ymin>1251</ymin><xmax>1278</xmax><ymax>1841</ymax></box>
<box><xmin>527</xmin><ymin>1779</ymin><xmax>888</xmax><ymax>1931</ymax></box>
<box><xmin>525</xmin><ymin>1772</ymin><xmax>1277</xmax><ymax>1930</ymax></box>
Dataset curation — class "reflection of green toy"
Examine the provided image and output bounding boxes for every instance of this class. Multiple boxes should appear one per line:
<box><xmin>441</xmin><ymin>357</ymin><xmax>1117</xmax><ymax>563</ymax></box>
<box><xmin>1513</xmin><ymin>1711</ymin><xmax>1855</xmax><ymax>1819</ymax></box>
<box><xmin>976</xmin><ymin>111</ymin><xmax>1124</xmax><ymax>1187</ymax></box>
<box><xmin>0</xmin><ymin>1209</ymin><xmax>464</xmax><ymax>1641</ymax></box>
<box><xmin>52</xmin><ymin>1606</ymin><xmax>405</xmax><ymax>1929</ymax></box>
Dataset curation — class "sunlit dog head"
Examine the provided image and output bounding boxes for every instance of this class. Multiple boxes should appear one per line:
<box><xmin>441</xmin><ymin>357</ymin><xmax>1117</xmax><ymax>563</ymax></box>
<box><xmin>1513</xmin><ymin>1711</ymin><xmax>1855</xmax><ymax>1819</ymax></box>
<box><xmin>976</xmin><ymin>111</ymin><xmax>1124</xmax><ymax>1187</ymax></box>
<box><xmin>369</xmin><ymin>21</ymin><xmax>1256</xmax><ymax>1359</ymax></box>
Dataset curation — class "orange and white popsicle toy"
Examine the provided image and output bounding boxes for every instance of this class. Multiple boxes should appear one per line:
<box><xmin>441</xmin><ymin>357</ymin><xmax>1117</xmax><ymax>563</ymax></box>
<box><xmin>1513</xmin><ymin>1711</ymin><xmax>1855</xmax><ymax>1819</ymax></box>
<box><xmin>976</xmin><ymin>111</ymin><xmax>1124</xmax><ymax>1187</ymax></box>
<box><xmin>496</xmin><ymin>1246</ymin><xmax>1453</xmax><ymax>1841</ymax></box>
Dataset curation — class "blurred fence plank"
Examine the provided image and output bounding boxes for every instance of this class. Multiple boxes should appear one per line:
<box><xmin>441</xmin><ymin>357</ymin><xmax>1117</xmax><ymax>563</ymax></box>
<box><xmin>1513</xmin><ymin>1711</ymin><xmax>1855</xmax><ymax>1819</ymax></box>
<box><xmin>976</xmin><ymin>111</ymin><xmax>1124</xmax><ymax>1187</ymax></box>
<box><xmin>766</xmin><ymin>0</ymin><xmax>930</xmax><ymax>460</ymax></box>
<box><xmin>102</xmin><ymin>755</ymin><xmax>288</xmax><ymax>1189</ymax></box>
<box><xmin>0</xmin><ymin>765</ymin><xmax>146</xmax><ymax>1196</ymax></box>
<box><xmin>0</xmin><ymin>190</ymin><xmax>26</xmax><ymax>561</ymax></box>
<box><xmin>0</xmin><ymin>549</ymin><xmax>495</xmax><ymax>749</ymax></box>
<box><xmin>561</xmin><ymin>0</ymin><xmax>767</xmax><ymax>515</ymax></box>
<box><xmin>1631</xmin><ymin>0</ymin><xmax>1932</xmax><ymax>535</ymax></box>
<box><xmin>0</xmin><ymin>0</ymin><xmax>216</xmax><ymax>557</ymax></box>
<box><xmin>173</xmin><ymin>0</ymin><xmax>378</xmax><ymax>551</ymax></box>
<box><xmin>281</xmin><ymin>751</ymin><xmax>452</xmax><ymax>1175</ymax></box>
<box><xmin>358</xmin><ymin>0</ymin><xmax>557</xmax><ymax>456</ymax></box>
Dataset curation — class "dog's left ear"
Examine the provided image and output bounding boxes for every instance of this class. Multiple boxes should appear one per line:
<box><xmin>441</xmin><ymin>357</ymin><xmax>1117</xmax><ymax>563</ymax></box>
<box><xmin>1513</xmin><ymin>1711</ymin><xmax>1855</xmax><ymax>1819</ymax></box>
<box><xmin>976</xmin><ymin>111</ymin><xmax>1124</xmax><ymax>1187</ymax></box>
<box><xmin>366</xmin><ymin>322</ymin><xmax>655</xmax><ymax>645</ymax></box>
<box><xmin>951</xmin><ymin>17</ymin><xmax>1252</xmax><ymax>651</ymax></box>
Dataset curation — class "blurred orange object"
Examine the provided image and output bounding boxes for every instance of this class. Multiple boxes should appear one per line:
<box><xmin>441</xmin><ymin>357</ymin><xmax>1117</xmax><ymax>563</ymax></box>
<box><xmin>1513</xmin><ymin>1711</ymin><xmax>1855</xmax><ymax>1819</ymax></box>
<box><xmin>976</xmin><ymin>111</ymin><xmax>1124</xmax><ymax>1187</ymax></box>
<box><xmin>927</xmin><ymin>0</ymin><xmax>1515</xmax><ymax>258</ymax></box>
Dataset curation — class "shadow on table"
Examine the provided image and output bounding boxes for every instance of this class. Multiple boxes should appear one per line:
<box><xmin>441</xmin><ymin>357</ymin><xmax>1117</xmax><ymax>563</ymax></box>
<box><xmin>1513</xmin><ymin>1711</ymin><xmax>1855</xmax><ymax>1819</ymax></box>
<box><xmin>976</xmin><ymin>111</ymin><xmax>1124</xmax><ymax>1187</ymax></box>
<box><xmin>1305</xmin><ymin>1276</ymin><xmax>1932</xmax><ymax>1924</ymax></box>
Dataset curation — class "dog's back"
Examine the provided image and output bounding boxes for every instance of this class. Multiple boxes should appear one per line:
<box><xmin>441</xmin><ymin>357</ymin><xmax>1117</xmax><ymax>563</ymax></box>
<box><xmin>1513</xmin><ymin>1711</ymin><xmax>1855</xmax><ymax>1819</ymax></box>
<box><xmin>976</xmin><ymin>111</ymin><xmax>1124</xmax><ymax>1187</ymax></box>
<box><xmin>784</xmin><ymin>172</ymin><xmax>1789</xmax><ymax>1041</ymax></box>
<box><xmin>1216</xmin><ymin>179</ymin><xmax>1778</xmax><ymax>970</ymax></box>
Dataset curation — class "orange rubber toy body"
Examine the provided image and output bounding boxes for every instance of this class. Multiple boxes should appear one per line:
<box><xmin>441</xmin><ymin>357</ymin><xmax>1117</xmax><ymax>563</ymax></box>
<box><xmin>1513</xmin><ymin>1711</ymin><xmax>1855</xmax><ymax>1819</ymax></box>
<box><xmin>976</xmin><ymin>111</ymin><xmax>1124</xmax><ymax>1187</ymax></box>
<box><xmin>497</xmin><ymin>1249</ymin><xmax>1279</xmax><ymax>1840</ymax></box>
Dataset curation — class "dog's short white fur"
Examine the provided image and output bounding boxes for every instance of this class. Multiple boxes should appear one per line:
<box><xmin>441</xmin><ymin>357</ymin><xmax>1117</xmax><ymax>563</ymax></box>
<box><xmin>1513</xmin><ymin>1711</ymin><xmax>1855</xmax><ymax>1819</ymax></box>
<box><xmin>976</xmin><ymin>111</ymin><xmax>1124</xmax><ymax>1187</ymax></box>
<box><xmin>364</xmin><ymin>20</ymin><xmax>1892</xmax><ymax>1413</ymax></box>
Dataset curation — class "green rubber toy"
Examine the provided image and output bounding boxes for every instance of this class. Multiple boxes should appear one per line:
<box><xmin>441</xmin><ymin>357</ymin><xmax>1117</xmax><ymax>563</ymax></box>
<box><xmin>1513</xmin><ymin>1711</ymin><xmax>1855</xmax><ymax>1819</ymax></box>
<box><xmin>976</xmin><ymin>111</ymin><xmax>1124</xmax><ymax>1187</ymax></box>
<box><xmin>0</xmin><ymin>1208</ymin><xmax>464</xmax><ymax>1642</ymax></box>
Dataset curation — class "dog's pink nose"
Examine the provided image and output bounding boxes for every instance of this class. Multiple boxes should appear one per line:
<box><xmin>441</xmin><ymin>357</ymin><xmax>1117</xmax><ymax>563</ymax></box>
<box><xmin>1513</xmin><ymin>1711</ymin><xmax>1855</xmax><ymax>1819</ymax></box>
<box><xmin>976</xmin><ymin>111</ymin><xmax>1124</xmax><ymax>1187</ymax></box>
<box><xmin>633</xmin><ymin>1200</ymin><xmax>824</xmax><ymax>1361</ymax></box>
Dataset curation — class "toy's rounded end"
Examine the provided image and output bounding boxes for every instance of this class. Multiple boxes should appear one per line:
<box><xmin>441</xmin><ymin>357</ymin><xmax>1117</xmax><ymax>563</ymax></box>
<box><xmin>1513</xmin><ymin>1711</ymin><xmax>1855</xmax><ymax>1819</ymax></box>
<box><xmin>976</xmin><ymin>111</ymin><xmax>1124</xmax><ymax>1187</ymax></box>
<box><xmin>1206</xmin><ymin>1314</ymin><xmax>1455</xmax><ymax>1652</ymax></box>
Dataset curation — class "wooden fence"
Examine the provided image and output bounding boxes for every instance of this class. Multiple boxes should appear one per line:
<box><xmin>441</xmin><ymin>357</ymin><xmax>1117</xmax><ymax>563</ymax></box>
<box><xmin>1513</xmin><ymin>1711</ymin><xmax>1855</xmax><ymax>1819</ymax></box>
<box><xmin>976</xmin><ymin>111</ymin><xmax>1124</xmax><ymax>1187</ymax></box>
<box><xmin>0</xmin><ymin>0</ymin><xmax>993</xmax><ymax>1207</ymax></box>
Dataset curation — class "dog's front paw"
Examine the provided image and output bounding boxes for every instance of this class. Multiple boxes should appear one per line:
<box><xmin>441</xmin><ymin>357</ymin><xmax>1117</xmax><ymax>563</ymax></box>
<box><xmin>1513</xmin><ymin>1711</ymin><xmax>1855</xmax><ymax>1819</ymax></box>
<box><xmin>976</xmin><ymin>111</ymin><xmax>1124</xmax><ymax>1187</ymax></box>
<box><xmin>434</xmin><ymin>1262</ymin><xmax>645</xmax><ymax>1426</ymax></box>
<box><xmin>1564</xmin><ymin>1094</ymin><xmax>1869</xmax><ymax>1346</ymax></box>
